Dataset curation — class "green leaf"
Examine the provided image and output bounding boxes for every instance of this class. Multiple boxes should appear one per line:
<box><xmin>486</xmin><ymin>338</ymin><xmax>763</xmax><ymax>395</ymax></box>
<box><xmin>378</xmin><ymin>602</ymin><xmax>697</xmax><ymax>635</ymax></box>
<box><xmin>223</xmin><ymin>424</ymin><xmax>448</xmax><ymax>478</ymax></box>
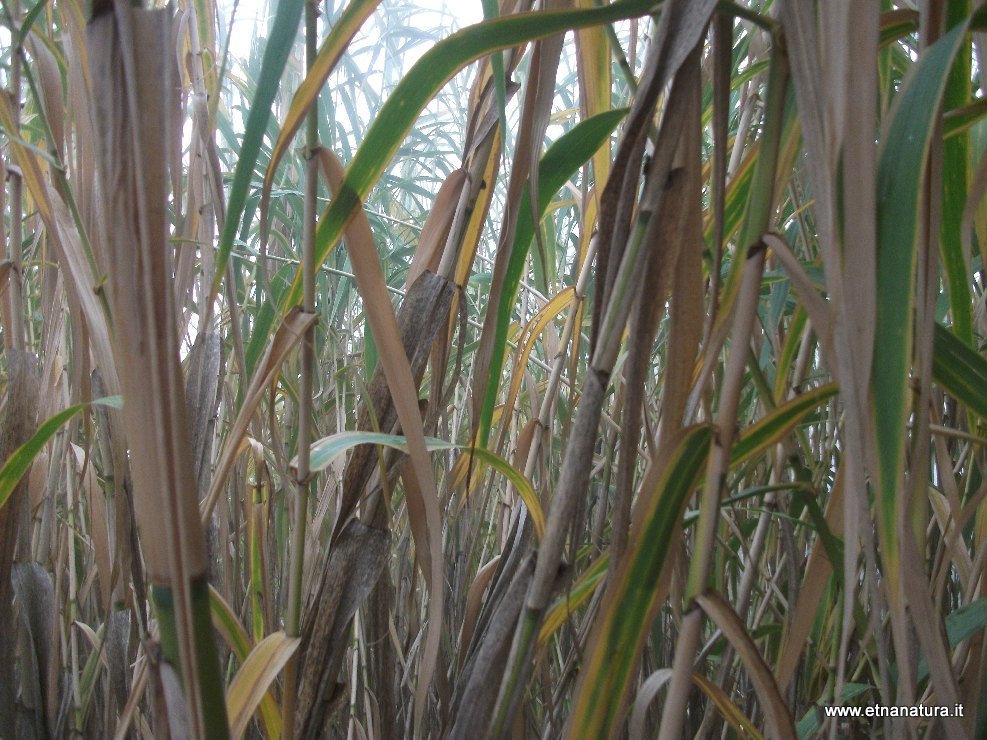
<box><xmin>481</xmin><ymin>0</ymin><xmax>510</xmax><ymax>152</ymax></box>
<box><xmin>932</xmin><ymin>323</ymin><xmax>987</xmax><ymax>421</ymax></box>
<box><xmin>260</xmin><ymin>0</ymin><xmax>383</xmax><ymax>241</ymax></box>
<box><xmin>916</xmin><ymin>597</ymin><xmax>987</xmax><ymax>682</ymax></box>
<box><xmin>944</xmin><ymin>597</ymin><xmax>987</xmax><ymax>647</ymax></box>
<box><xmin>0</xmin><ymin>396</ymin><xmax>122</xmax><ymax>511</ymax></box>
<box><xmin>879</xmin><ymin>9</ymin><xmax>918</xmax><ymax>47</ymax></box>
<box><xmin>730</xmin><ymin>383</ymin><xmax>838</xmax><ymax>467</ymax></box>
<box><xmin>939</xmin><ymin>1</ymin><xmax>974</xmax><ymax>343</ymax></box>
<box><xmin>210</xmin><ymin>0</ymin><xmax>304</xmax><ymax>304</ymax></box>
<box><xmin>476</xmin><ymin>106</ymin><xmax>629</xmax><ymax>446</ymax></box>
<box><xmin>944</xmin><ymin>98</ymin><xmax>987</xmax><ymax>139</ymax></box>
<box><xmin>711</xmin><ymin>53</ymin><xmax>792</xmax><ymax>334</ymax></box>
<box><xmin>568</xmin><ymin>425</ymin><xmax>713</xmax><ymax>737</ymax></box>
<box><xmin>299</xmin><ymin>431</ymin><xmax>546</xmax><ymax>538</ymax></box>
<box><xmin>364</xmin><ymin>318</ymin><xmax>378</xmax><ymax>377</ymax></box>
<box><xmin>18</xmin><ymin>0</ymin><xmax>49</xmax><ymax>47</ymax></box>
<box><xmin>872</xmin><ymin>21</ymin><xmax>967</xmax><ymax>583</ymax></box>
<box><xmin>704</xmin><ymin>141</ymin><xmax>753</xmax><ymax>250</ymax></box>
<box><xmin>245</xmin><ymin>302</ymin><xmax>276</xmax><ymax>381</ymax></box>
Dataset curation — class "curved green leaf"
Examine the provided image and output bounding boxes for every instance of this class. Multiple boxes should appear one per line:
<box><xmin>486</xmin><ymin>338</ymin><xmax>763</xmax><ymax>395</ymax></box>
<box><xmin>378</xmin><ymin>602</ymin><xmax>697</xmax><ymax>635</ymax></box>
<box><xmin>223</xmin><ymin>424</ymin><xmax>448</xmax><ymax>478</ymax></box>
<box><xmin>298</xmin><ymin>430</ymin><xmax>546</xmax><ymax>538</ymax></box>
<box><xmin>0</xmin><ymin>396</ymin><xmax>122</xmax><ymax>511</ymax></box>
<box><xmin>730</xmin><ymin>383</ymin><xmax>838</xmax><ymax>467</ymax></box>
<box><xmin>280</xmin><ymin>0</ymin><xmax>660</xmax><ymax>309</ymax></box>
<box><xmin>260</xmin><ymin>0</ymin><xmax>383</xmax><ymax>244</ymax></box>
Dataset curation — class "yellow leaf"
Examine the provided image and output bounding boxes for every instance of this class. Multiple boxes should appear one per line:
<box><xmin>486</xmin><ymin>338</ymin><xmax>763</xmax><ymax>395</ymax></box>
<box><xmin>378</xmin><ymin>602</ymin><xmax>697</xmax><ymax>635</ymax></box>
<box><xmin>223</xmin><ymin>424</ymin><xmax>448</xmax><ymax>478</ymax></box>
<box><xmin>226</xmin><ymin>631</ymin><xmax>299</xmax><ymax>740</ymax></box>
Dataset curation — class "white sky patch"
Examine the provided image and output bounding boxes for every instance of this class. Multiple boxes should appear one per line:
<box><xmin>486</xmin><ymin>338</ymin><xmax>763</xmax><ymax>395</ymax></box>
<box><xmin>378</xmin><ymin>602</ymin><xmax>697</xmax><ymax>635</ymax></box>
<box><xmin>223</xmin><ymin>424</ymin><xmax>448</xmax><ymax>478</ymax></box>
<box><xmin>422</xmin><ymin>0</ymin><xmax>484</xmax><ymax>26</ymax></box>
<box><xmin>218</xmin><ymin>0</ymin><xmax>483</xmax><ymax>62</ymax></box>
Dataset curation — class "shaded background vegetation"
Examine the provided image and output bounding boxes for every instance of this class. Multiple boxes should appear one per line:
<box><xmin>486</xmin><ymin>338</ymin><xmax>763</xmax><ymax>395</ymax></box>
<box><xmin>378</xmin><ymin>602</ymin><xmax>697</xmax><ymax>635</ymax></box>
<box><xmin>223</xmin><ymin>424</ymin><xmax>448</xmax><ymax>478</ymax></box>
<box><xmin>3</xmin><ymin>0</ymin><xmax>987</xmax><ymax>737</ymax></box>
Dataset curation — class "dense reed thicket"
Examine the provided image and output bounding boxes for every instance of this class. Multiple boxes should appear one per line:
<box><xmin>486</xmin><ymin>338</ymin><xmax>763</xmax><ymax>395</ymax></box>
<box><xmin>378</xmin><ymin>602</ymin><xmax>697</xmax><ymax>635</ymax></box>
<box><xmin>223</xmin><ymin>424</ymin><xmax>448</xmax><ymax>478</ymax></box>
<box><xmin>3</xmin><ymin>0</ymin><xmax>987</xmax><ymax>737</ymax></box>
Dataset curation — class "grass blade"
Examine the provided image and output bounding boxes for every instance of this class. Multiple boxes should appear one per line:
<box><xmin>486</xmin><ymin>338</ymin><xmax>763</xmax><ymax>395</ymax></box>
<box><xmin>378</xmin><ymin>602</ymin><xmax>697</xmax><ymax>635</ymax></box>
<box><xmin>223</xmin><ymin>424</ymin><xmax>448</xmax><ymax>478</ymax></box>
<box><xmin>568</xmin><ymin>425</ymin><xmax>712</xmax><ymax>738</ymax></box>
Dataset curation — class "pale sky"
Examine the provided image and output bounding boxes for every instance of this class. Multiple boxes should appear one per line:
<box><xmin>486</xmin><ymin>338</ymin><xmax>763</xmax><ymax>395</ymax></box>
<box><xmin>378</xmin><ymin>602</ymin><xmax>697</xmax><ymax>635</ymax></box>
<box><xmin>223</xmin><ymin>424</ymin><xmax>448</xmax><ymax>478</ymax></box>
<box><xmin>220</xmin><ymin>0</ymin><xmax>483</xmax><ymax>59</ymax></box>
<box><xmin>424</xmin><ymin>0</ymin><xmax>484</xmax><ymax>26</ymax></box>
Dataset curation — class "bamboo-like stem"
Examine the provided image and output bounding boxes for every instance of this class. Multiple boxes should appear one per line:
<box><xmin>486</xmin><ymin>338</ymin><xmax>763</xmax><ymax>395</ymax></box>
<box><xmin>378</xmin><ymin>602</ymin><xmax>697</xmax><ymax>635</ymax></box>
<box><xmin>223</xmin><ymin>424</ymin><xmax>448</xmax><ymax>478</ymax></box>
<box><xmin>522</xmin><ymin>235</ymin><xmax>598</xmax><ymax>483</ymax></box>
<box><xmin>151</xmin><ymin>579</ymin><xmax>229</xmax><ymax>738</ymax></box>
<box><xmin>659</xmin><ymin>40</ymin><xmax>787</xmax><ymax>737</ymax></box>
<box><xmin>658</xmin><ymin>242</ymin><xmax>766</xmax><ymax>740</ymax></box>
<box><xmin>249</xmin><ymin>479</ymin><xmax>267</xmax><ymax>645</ymax></box>
<box><xmin>490</xmin><ymin>25</ymin><xmax>708</xmax><ymax>729</ymax></box>
<box><xmin>282</xmin><ymin>2</ymin><xmax>320</xmax><ymax>737</ymax></box>
<box><xmin>7</xmin><ymin>43</ymin><xmax>111</xmax><ymax>333</ymax></box>
<box><xmin>5</xmin><ymin>0</ymin><xmax>25</xmax><ymax>352</ymax></box>
<box><xmin>65</xmin><ymin>451</ymin><xmax>83</xmax><ymax>734</ymax></box>
<box><xmin>87</xmin><ymin>3</ymin><xmax>228</xmax><ymax>736</ymax></box>
<box><xmin>705</xmin><ymin>12</ymin><xmax>732</xmax><ymax>339</ymax></box>
<box><xmin>595</xmin><ymin>1</ymin><xmax>638</xmax><ymax>94</ymax></box>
